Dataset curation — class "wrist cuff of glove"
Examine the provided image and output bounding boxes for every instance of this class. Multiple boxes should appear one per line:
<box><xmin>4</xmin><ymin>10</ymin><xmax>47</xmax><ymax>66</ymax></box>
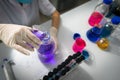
<box><xmin>50</xmin><ymin>26</ymin><xmax>58</xmax><ymax>36</ymax></box>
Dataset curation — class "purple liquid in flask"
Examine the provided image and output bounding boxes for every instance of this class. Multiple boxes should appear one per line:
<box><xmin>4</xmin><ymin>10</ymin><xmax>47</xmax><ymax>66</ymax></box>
<box><xmin>32</xmin><ymin>30</ymin><xmax>55</xmax><ymax>63</ymax></box>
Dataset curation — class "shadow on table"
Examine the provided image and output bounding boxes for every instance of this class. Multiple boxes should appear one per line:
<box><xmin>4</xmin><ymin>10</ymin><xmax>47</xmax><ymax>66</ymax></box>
<box><xmin>105</xmin><ymin>36</ymin><xmax>120</xmax><ymax>56</ymax></box>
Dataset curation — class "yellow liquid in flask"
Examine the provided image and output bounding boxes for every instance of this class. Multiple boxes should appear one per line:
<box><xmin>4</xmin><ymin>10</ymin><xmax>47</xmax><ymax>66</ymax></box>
<box><xmin>96</xmin><ymin>38</ymin><xmax>109</xmax><ymax>50</ymax></box>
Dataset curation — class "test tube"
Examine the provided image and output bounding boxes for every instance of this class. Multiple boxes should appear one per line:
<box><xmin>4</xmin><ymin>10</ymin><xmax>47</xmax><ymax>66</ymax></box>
<box><xmin>1</xmin><ymin>58</ymin><xmax>16</xmax><ymax>80</ymax></box>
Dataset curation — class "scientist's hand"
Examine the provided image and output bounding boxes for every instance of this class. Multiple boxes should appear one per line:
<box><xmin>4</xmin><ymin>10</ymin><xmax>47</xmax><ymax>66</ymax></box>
<box><xmin>0</xmin><ymin>24</ymin><xmax>41</xmax><ymax>55</ymax></box>
<box><xmin>50</xmin><ymin>27</ymin><xmax>58</xmax><ymax>54</ymax></box>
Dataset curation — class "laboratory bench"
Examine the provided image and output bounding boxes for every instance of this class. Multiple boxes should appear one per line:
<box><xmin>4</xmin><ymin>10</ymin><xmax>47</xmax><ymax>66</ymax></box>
<box><xmin>0</xmin><ymin>0</ymin><xmax>120</xmax><ymax>80</ymax></box>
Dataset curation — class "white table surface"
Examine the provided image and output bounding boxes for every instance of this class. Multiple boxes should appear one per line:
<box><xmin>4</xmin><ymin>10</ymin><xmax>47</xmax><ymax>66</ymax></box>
<box><xmin>0</xmin><ymin>0</ymin><xmax>120</xmax><ymax>80</ymax></box>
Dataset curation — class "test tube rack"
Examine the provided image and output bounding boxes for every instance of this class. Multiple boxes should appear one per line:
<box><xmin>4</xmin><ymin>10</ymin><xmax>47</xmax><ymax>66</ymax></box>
<box><xmin>42</xmin><ymin>51</ymin><xmax>89</xmax><ymax>80</ymax></box>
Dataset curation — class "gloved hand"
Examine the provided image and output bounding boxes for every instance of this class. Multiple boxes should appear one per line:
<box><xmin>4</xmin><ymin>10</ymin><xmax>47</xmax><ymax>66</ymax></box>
<box><xmin>49</xmin><ymin>27</ymin><xmax>58</xmax><ymax>54</ymax></box>
<box><xmin>0</xmin><ymin>24</ymin><xmax>41</xmax><ymax>55</ymax></box>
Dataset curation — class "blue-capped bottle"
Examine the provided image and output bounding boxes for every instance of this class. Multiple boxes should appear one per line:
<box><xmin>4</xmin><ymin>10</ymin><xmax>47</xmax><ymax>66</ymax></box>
<box><xmin>88</xmin><ymin>0</ymin><xmax>113</xmax><ymax>27</ymax></box>
<box><xmin>95</xmin><ymin>0</ymin><xmax>113</xmax><ymax>15</ymax></box>
<box><xmin>32</xmin><ymin>30</ymin><xmax>55</xmax><ymax>63</ymax></box>
<box><xmin>100</xmin><ymin>16</ymin><xmax>120</xmax><ymax>38</ymax></box>
<box><xmin>86</xmin><ymin>27</ymin><xmax>102</xmax><ymax>43</ymax></box>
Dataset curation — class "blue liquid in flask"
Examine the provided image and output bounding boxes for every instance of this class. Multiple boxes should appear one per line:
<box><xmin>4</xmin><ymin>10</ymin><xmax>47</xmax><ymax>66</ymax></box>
<box><xmin>86</xmin><ymin>27</ymin><xmax>102</xmax><ymax>42</ymax></box>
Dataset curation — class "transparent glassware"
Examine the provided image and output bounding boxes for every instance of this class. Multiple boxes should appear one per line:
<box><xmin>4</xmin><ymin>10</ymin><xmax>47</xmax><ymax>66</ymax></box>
<box><xmin>32</xmin><ymin>30</ymin><xmax>55</xmax><ymax>63</ymax></box>
<box><xmin>100</xmin><ymin>16</ymin><xmax>120</xmax><ymax>38</ymax></box>
<box><xmin>96</xmin><ymin>16</ymin><xmax>120</xmax><ymax>50</ymax></box>
<box><xmin>96</xmin><ymin>38</ymin><xmax>109</xmax><ymax>50</ymax></box>
<box><xmin>88</xmin><ymin>0</ymin><xmax>112</xmax><ymax>27</ymax></box>
<box><xmin>72</xmin><ymin>33</ymin><xmax>86</xmax><ymax>53</ymax></box>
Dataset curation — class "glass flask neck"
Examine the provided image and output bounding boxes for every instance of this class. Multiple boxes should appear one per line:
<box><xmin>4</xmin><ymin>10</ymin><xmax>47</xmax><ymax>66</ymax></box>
<box><xmin>42</xmin><ymin>32</ymin><xmax>51</xmax><ymax>44</ymax></box>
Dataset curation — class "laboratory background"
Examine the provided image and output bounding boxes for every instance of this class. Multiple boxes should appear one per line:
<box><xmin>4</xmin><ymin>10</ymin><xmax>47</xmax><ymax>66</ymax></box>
<box><xmin>0</xmin><ymin>0</ymin><xmax>120</xmax><ymax>80</ymax></box>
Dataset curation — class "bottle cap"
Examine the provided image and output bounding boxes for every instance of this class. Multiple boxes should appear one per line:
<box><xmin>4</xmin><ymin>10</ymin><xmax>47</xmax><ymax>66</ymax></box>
<box><xmin>92</xmin><ymin>27</ymin><xmax>101</xmax><ymax>34</ymax></box>
<box><xmin>103</xmin><ymin>0</ymin><xmax>112</xmax><ymax>5</ymax></box>
<box><xmin>73</xmin><ymin>33</ymin><xmax>81</xmax><ymax>40</ymax></box>
<box><xmin>111</xmin><ymin>16</ymin><xmax>120</xmax><ymax>25</ymax></box>
<box><xmin>82</xmin><ymin>50</ymin><xmax>89</xmax><ymax>60</ymax></box>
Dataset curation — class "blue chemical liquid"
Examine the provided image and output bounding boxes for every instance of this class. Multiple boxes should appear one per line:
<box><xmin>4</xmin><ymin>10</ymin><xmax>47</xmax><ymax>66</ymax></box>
<box><xmin>38</xmin><ymin>41</ymin><xmax>55</xmax><ymax>63</ymax></box>
<box><xmin>101</xmin><ymin>24</ymin><xmax>114</xmax><ymax>37</ymax></box>
<box><xmin>86</xmin><ymin>27</ymin><xmax>101</xmax><ymax>42</ymax></box>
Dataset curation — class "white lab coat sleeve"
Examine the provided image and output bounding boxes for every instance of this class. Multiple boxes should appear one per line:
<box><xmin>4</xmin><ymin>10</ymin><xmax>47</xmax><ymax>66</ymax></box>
<box><xmin>0</xmin><ymin>5</ymin><xmax>11</xmax><ymax>23</ymax></box>
<box><xmin>0</xmin><ymin>13</ymin><xmax>10</xmax><ymax>23</ymax></box>
<box><xmin>38</xmin><ymin>0</ymin><xmax>56</xmax><ymax>16</ymax></box>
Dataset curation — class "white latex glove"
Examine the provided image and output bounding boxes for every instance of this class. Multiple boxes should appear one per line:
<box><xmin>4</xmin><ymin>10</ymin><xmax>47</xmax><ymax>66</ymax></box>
<box><xmin>0</xmin><ymin>24</ymin><xmax>41</xmax><ymax>55</ymax></box>
<box><xmin>50</xmin><ymin>27</ymin><xmax>58</xmax><ymax>53</ymax></box>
